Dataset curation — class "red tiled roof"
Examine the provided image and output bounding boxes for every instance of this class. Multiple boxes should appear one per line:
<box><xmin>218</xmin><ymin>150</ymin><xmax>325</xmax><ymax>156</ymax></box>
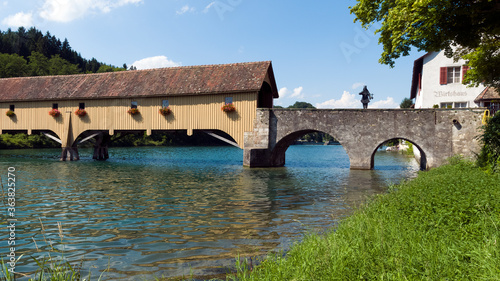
<box><xmin>0</xmin><ymin>61</ymin><xmax>278</xmax><ymax>102</ymax></box>
<box><xmin>475</xmin><ymin>86</ymin><xmax>500</xmax><ymax>102</ymax></box>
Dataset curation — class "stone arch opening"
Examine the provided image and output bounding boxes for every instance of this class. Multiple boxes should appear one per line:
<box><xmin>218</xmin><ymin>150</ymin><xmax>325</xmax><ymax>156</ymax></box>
<box><xmin>270</xmin><ymin>129</ymin><xmax>341</xmax><ymax>167</ymax></box>
<box><xmin>371</xmin><ymin>138</ymin><xmax>427</xmax><ymax>171</ymax></box>
<box><xmin>258</xmin><ymin>82</ymin><xmax>274</xmax><ymax>108</ymax></box>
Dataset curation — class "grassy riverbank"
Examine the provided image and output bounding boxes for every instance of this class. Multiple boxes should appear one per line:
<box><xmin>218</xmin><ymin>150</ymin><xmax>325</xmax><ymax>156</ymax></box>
<box><xmin>231</xmin><ymin>158</ymin><xmax>500</xmax><ymax>280</ymax></box>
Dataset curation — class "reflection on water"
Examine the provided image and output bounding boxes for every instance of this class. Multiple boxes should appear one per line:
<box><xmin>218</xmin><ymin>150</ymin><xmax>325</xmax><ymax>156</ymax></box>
<box><xmin>0</xmin><ymin>145</ymin><xmax>418</xmax><ymax>280</ymax></box>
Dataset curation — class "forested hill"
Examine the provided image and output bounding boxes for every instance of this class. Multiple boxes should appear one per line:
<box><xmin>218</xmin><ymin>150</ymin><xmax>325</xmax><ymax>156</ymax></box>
<box><xmin>0</xmin><ymin>27</ymin><xmax>127</xmax><ymax>78</ymax></box>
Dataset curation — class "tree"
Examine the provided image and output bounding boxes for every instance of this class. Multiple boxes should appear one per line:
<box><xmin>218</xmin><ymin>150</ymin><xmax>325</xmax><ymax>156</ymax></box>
<box><xmin>49</xmin><ymin>55</ymin><xmax>79</xmax><ymax>75</ymax></box>
<box><xmin>287</xmin><ymin>101</ymin><xmax>315</xmax><ymax>109</ymax></box>
<box><xmin>97</xmin><ymin>64</ymin><xmax>115</xmax><ymax>73</ymax></box>
<box><xmin>400</xmin><ymin>97</ymin><xmax>414</xmax><ymax>108</ymax></box>
<box><xmin>0</xmin><ymin>53</ymin><xmax>29</xmax><ymax>77</ymax></box>
<box><xmin>350</xmin><ymin>0</ymin><xmax>500</xmax><ymax>91</ymax></box>
<box><xmin>28</xmin><ymin>51</ymin><xmax>50</xmax><ymax>76</ymax></box>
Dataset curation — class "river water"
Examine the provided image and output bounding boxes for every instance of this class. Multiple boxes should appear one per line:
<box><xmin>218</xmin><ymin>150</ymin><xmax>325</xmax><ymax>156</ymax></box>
<box><xmin>1</xmin><ymin>145</ymin><xmax>419</xmax><ymax>280</ymax></box>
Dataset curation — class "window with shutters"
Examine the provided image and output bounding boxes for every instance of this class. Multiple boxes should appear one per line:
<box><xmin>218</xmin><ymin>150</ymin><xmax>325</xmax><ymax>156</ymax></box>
<box><xmin>447</xmin><ymin>67</ymin><xmax>461</xmax><ymax>84</ymax></box>
<box><xmin>462</xmin><ymin>65</ymin><xmax>469</xmax><ymax>82</ymax></box>
<box><xmin>440</xmin><ymin>66</ymin><xmax>463</xmax><ymax>84</ymax></box>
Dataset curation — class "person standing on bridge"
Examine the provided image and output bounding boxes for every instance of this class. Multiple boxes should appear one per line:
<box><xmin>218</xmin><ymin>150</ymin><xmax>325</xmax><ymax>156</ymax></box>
<box><xmin>359</xmin><ymin>86</ymin><xmax>373</xmax><ymax>109</ymax></box>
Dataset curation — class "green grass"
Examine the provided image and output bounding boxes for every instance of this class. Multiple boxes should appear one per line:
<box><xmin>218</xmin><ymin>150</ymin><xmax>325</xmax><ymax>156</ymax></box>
<box><xmin>231</xmin><ymin>158</ymin><xmax>500</xmax><ymax>280</ymax></box>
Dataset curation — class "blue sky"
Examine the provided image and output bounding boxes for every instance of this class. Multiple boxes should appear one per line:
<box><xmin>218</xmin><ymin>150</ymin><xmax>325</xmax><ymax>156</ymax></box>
<box><xmin>0</xmin><ymin>0</ymin><xmax>424</xmax><ymax>108</ymax></box>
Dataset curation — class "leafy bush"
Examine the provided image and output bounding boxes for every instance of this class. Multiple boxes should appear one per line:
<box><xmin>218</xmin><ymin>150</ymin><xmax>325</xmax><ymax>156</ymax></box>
<box><xmin>0</xmin><ymin>133</ymin><xmax>60</xmax><ymax>149</ymax></box>
<box><xmin>477</xmin><ymin>113</ymin><xmax>500</xmax><ymax>172</ymax></box>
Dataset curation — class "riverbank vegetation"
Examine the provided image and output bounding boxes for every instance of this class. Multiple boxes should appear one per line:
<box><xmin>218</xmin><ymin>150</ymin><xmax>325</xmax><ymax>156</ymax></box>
<box><xmin>477</xmin><ymin>113</ymin><xmax>500</xmax><ymax>173</ymax></box>
<box><xmin>231</xmin><ymin>158</ymin><xmax>500</xmax><ymax>280</ymax></box>
<box><xmin>0</xmin><ymin>133</ymin><xmax>60</xmax><ymax>149</ymax></box>
<box><xmin>230</xmin><ymin>115</ymin><xmax>500</xmax><ymax>280</ymax></box>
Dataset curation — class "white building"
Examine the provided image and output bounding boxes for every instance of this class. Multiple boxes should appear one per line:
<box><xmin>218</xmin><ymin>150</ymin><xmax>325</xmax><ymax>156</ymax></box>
<box><xmin>410</xmin><ymin>50</ymin><xmax>498</xmax><ymax>112</ymax></box>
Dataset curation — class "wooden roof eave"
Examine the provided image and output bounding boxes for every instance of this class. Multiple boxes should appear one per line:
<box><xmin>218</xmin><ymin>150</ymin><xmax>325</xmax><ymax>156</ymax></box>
<box><xmin>265</xmin><ymin>62</ymin><xmax>280</xmax><ymax>98</ymax></box>
<box><xmin>0</xmin><ymin>89</ymin><xmax>262</xmax><ymax>103</ymax></box>
<box><xmin>409</xmin><ymin>55</ymin><xmax>425</xmax><ymax>100</ymax></box>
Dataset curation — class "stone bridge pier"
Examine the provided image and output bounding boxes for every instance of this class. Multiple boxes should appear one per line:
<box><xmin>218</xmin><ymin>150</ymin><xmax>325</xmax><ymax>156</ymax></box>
<box><xmin>244</xmin><ymin>108</ymin><xmax>483</xmax><ymax>170</ymax></box>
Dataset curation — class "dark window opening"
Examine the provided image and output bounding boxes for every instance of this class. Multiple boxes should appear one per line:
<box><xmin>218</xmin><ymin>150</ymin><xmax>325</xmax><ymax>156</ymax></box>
<box><xmin>9</xmin><ymin>105</ymin><xmax>14</xmax><ymax>111</ymax></box>
<box><xmin>131</xmin><ymin>101</ymin><xmax>138</xmax><ymax>109</ymax></box>
<box><xmin>79</xmin><ymin>103</ymin><xmax>85</xmax><ymax>110</ymax></box>
<box><xmin>52</xmin><ymin>103</ymin><xmax>58</xmax><ymax>110</ymax></box>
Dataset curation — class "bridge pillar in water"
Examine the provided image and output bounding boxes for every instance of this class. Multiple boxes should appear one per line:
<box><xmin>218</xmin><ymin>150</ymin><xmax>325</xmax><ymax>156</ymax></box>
<box><xmin>60</xmin><ymin>112</ymin><xmax>80</xmax><ymax>161</ymax></box>
<box><xmin>244</xmin><ymin>110</ymin><xmax>279</xmax><ymax>167</ymax></box>
<box><xmin>93</xmin><ymin>133</ymin><xmax>111</xmax><ymax>160</ymax></box>
<box><xmin>60</xmin><ymin>147</ymin><xmax>79</xmax><ymax>161</ymax></box>
<box><xmin>347</xmin><ymin>157</ymin><xmax>373</xmax><ymax>170</ymax></box>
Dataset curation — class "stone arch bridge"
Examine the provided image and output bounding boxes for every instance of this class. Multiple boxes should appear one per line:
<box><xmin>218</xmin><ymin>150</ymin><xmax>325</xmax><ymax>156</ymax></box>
<box><xmin>243</xmin><ymin>108</ymin><xmax>483</xmax><ymax>170</ymax></box>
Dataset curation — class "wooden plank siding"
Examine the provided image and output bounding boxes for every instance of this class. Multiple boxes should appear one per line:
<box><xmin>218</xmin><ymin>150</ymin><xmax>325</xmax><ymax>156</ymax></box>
<box><xmin>0</xmin><ymin>92</ymin><xmax>258</xmax><ymax>148</ymax></box>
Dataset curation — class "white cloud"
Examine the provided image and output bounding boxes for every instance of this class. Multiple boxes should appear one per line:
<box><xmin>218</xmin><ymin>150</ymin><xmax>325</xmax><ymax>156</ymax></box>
<box><xmin>370</xmin><ymin>97</ymin><xmax>399</xmax><ymax>109</ymax></box>
<box><xmin>278</xmin><ymin>86</ymin><xmax>305</xmax><ymax>101</ymax></box>
<box><xmin>176</xmin><ymin>5</ymin><xmax>195</xmax><ymax>15</ymax></box>
<box><xmin>316</xmin><ymin>91</ymin><xmax>360</xmax><ymax>109</ymax></box>
<box><xmin>131</xmin><ymin>56</ymin><xmax>181</xmax><ymax>70</ymax></box>
<box><xmin>352</xmin><ymin>82</ymin><xmax>364</xmax><ymax>89</ymax></box>
<box><xmin>290</xmin><ymin>86</ymin><xmax>304</xmax><ymax>98</ymax></box>
<box><xmin>203</xmin><ymin>2</ymin><xmax>216</xmax><ymax>13</ymax></box>
<box><xmin>278</xmin><ymin>87</ymin><xmax>290</xmax><ymax>98</ymax></box>
<box><xmin>2</xmin><ymin>12</ymin><xmax>34</xmax><ymax>28</ymax></box>
<box><xmin>39</xmin><ymin>0</ymin><xmax>143</xmax><ymax>23</ymax></box>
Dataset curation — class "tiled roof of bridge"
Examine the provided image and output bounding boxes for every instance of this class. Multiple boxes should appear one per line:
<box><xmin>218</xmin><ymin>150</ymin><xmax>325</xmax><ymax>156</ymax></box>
<box><xmin>0</xmin><ymin>61</ymin><xmax>278</xmax><ymax>102</ymax></box>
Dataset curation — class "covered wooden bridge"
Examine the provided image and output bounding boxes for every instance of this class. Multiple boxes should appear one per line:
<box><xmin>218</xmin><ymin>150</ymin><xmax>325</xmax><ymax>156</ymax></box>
<box><xmin>0</xmin><ymin>61</ymin><xmax>279</xmax><ymax>160</ymax></box>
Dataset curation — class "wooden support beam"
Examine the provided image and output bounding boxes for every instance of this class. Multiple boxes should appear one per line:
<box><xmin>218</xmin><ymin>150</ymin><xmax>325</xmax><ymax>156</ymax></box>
<box><xmin>42</xmin><ymin>132</ymin><xmax>62</xmax><ymax>144</ymax></box>
<box><xmin>78</xmin><ymin>132</ymin><xmax>101</xmax><ymax>145</ymax></box>
<box><xmin>203</xmin><ymin>131</ymin><xmax>241</xmax><ymax>148</ymax></box>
